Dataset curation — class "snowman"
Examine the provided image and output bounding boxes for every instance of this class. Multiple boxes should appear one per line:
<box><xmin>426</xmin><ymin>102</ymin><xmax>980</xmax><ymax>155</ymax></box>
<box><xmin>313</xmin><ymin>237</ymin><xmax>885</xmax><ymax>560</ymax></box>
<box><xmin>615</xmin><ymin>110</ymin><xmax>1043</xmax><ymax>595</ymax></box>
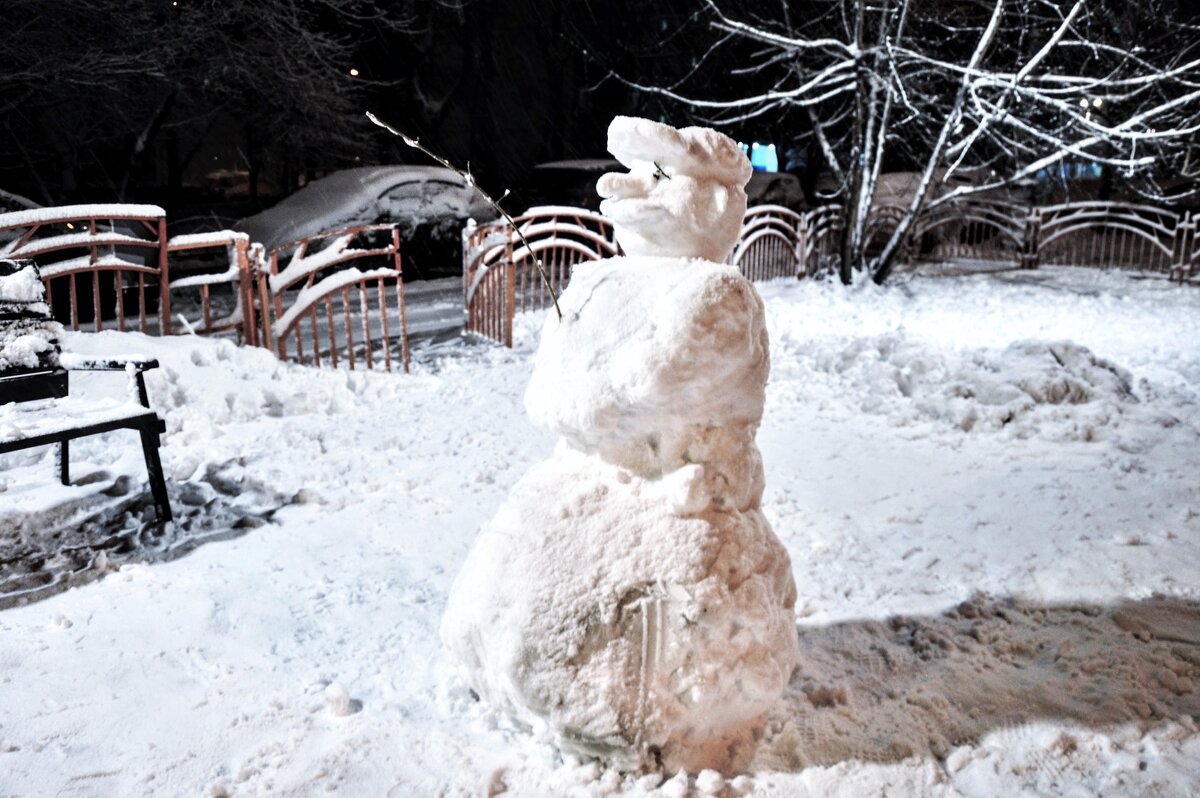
<box><xmin>441</xmin><ymin>116</ymin><xmax>798</xmax><ymax>773</ymax></box>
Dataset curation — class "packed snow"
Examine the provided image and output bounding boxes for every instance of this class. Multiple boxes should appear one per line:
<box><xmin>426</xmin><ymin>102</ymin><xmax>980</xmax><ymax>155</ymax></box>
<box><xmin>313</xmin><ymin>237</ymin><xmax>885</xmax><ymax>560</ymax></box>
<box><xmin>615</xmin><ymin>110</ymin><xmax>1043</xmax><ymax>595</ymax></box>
<box><xmin>0</xmin><ymin>264</ymin><xmax>61</xmax><ymax>370</ymax></box>
<box><xmin>0</xmin><ymin>266</ymin><xmax>1198</xmax><ymax>796</ymax></box>
<box><xmin>447</xmin><ymin>259</ymin><xmax>797</xmax><ymax>771</ymax></box>
<box><xmin>0</xmin><ymin>203</ymin><xmax>165</xmax><ymax>228</ymax></box>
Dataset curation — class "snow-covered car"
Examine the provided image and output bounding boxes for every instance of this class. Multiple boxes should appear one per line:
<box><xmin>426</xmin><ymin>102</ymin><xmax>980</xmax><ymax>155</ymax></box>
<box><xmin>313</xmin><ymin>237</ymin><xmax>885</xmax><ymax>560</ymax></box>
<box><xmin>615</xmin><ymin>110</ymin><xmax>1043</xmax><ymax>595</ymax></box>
<box><xmin>234</xmin><ymin>166</ymin><xmax>493</xmax><ymax>279</ymax></box>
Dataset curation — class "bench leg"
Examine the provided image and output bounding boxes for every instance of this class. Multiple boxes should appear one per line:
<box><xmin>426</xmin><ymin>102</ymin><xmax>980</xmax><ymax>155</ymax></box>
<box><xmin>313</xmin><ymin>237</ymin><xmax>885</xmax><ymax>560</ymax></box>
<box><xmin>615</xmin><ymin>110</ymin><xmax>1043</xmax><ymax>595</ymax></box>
<box><xmin>56</xmin><ymin>440</ymin><xmax>70</xmax><ymax>485</ymax></box>
<box><xmin>138</xmin><ymin>426</ymin><xmax>172</xmax><ymax>523</ymax></box>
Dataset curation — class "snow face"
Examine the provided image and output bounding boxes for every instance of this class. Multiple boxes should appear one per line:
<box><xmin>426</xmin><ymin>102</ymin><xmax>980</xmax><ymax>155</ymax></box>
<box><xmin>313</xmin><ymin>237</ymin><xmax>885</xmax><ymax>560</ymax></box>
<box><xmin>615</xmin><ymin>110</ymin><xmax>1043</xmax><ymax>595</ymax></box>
<box><xmin>445</xmin><ymin>121</ymin><xmax>795</xmax><ymax>772</ymax></box>
<box><xmin>597</xmin><ymin>116</ymin><xmax>752</xmax><ymax>263</ymax></box>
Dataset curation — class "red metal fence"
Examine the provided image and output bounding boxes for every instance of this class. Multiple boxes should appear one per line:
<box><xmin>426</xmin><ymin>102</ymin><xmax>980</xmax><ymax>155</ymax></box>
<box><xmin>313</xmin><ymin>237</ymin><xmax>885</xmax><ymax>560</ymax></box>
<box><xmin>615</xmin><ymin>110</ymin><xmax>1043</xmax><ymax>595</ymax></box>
<box><xmin>463</xmin><ymin>199</ymin><xmax>1198</xmax><ymax>347</ymax></box>
<box><xmin>258</xmin><ymin>224</ymin><xmax>409</xmax><ymax>373</ymax></box>
<box><xmin>0</xmin><ymin>206</ymin><xmax>412</xmax><ymax>374</ymax></box>
<box><xmin>463</xmin><ymin>206</ymin><xmax>619</xmax><ymax>345</ymax></box>
<box><xmin>166</xmin><ymin>231</ymin><xmax>259</xmax><ymax>341</ymax></box>
<box><xmin>0</xmin><ymin>204</ymin><xmax>170</xmax><ymax>334</ymax></box>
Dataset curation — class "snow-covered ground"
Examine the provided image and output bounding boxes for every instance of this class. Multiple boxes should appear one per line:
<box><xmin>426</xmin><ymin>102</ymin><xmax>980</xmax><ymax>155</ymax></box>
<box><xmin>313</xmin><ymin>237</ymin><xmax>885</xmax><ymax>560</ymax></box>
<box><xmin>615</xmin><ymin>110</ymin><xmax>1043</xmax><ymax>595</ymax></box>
<box><xmin>1</xmin><ymin>267</ymin><xmax>1198</xmax><ymax>797</ymax></box>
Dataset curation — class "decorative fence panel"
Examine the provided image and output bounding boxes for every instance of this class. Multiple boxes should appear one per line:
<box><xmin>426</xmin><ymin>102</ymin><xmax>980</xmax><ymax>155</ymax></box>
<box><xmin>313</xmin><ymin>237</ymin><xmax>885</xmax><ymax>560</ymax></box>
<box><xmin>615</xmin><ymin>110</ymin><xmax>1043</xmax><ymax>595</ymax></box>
<box><xmin>911</xmin><ymin>198</ymin><xmax>1026</xmax><ymax>266</ymax></box>
<box><xmin>730</xmin><ymin>205</ymin><xmax>803</xmax><ymax>281</ymax></box>
<box><xmin>0</xmin><ymin>204</ymin><xmax>170</xmax><ymax>334</ymax></box>
<box><xmin>259</xmin><ymin>224</ymin><xmax>409</xmax><ymax>373</ymax></box>
<box><xmin>1032</xmin><ymin>201</ymin><xmax>1182</xmax><ymax>273</ymax></box>
<box><xmin>800</xmin><ymin>205</ymin><xmax>844</xmax><ymax>277</ymax></box>
<box><xmin>166</xmin><ymin>231</ymin><xmax>260</xmax><ymax>342</ymax></box>
<box><xmin>1177</xmin><ymin>214</ymin><xmax>1199</xmax><ymax>282</ymax></box>
<box><xmin>463</xmin><ymin>206</ymin><xmax>619</xmax><ymax>346</ymax></box>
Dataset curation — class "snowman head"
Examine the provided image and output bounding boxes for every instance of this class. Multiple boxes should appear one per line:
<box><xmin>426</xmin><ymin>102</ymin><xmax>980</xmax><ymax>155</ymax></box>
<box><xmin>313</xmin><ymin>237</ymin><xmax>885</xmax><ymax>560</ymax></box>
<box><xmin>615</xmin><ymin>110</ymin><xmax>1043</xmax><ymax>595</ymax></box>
<box><xmin>597</xmin><ymin>116</ymin><xmax>752</xmax><ymax>263</ymax></box>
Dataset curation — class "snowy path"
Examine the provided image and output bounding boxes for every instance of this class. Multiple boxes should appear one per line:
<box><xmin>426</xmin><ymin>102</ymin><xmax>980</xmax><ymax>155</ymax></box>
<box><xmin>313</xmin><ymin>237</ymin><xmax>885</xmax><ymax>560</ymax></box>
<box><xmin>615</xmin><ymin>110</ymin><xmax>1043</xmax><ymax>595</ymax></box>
<box><xmin>1</xmin><ymin>268</ymin><xmax>1198</xmax><ymax>796</ymax></box>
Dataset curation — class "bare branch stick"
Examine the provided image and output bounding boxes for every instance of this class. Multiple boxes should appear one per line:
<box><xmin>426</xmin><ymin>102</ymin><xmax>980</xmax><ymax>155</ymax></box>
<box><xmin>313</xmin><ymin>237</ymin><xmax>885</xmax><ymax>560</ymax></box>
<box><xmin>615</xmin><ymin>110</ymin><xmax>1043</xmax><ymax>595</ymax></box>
<box><xmin>366</xmin><ymin>111</ymin><xmax>562</xmax><ymax>321</ymax></box>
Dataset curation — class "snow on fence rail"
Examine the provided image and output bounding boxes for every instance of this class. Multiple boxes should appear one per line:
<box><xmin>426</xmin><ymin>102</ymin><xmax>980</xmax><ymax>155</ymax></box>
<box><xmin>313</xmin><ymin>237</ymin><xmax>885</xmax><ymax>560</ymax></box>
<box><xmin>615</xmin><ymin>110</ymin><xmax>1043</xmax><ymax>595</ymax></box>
<box><xmin>258</xmin><ymin>224</ymin><xmax>409</xmax><ymax>373</ymax></box>
<box><xmin>1031</xmin><ymin>201</ymin><xmax>1183</xmax><ymax>274</ymax></box>
<box><xmin>166</xmin><ymin>231</ymin><xmax>260</xmax><ymax>340</ymax></box>
<box><xmin>0</xmin><ymin>204</ymin><xmax>170</xmax><ymax>334</ymax></box>
<box><xmin>911</xmin><ymin>198</ymin><xmax>1027</xmax><ymax>265</ymax></box>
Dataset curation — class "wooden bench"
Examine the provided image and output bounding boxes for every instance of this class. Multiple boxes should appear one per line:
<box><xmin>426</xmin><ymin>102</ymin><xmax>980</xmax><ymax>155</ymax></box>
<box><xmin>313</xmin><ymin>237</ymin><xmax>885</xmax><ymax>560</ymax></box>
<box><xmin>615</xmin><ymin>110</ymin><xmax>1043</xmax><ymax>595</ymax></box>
<box><xmin>0</xmin><ymin>261</ymin><xmax>172</xmax><ymax>522</ymax></box>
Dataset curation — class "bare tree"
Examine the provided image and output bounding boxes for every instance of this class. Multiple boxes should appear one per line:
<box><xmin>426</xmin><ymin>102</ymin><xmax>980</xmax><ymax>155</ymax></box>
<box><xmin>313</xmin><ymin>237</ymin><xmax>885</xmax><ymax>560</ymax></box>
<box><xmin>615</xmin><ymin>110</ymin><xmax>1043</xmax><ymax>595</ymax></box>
<box><xmin>0</xmin><ymin>0</ymin><xmax>439</xmax><ymax>204</ymax></box>
<box><xmin>618</xmin><ymin>0</ymin><xmax>1200</xmax><ymax>283</ymax></box>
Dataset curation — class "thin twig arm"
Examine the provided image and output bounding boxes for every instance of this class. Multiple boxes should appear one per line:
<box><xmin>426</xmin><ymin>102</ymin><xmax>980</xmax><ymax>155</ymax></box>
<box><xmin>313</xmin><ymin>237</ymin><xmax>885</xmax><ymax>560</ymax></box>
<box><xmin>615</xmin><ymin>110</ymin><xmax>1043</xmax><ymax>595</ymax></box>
<box><xmin>366</xmin><ymin>111</ymin><xmax>563</xmax><ymax>321</ymax></box>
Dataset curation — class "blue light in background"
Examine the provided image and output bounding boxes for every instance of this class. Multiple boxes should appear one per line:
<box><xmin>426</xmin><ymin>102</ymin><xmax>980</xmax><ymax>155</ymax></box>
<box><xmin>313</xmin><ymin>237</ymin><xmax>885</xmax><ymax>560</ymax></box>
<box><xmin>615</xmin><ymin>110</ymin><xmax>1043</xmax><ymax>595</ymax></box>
<box><xmin>739</xmin><ymin>141</ymin><xmax>779</xmax><ymax>172</ymax></box>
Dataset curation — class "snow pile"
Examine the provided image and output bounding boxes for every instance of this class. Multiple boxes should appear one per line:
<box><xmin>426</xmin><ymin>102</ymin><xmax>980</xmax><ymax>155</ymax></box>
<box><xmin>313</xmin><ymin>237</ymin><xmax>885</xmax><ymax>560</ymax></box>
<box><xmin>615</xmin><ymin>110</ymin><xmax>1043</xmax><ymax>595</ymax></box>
<box><xmin>798</xmin><ymin>330</ymin><xmax>1180</xmax><ymax>442</ymax></box>
<box><xmin>597</xmin><ymin>116</ymin><xmax>752</xmax><ymax>263</ymax></box>
<box><xmin>0</xmin><ymin>264</ymin><xmax>47</xmax><ymax>304</ymax></box>
<box><xmin>442</xmin><ymin>118</ymin><xmax>797</xmax><ymax>773</ymax></box>
<box><xmin>0</xmin><ymin>263</ymin><xmax>61</xmax><ymax>371</ymax></box>
<box><xmin>1</xmin><ymin>266</ymin><xmax>1199</xmax><ymax>797</ymax></box>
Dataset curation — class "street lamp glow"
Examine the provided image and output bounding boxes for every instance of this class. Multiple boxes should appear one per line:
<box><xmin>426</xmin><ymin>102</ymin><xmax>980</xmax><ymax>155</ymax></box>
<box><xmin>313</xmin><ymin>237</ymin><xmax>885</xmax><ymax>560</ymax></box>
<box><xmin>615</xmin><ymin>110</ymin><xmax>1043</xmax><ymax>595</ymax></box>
<box><xmin>349</xmin><ymin>68</ymin><xmax>360</xmax><ymax>77</ymax></box>
<box><xmin>1092</xmin><ymin>97</ymin><xmax>1103</xmax><ymax>108</ymax></box>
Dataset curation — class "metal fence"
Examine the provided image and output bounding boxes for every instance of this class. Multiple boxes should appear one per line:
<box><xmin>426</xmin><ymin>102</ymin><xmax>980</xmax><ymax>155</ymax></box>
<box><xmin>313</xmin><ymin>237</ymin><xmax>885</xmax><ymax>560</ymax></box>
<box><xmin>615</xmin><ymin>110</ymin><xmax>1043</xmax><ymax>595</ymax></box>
<box><xmin>462</xmin><ymin>199</ymin><xmax>1198</xmax><ymax>347</ymax></box>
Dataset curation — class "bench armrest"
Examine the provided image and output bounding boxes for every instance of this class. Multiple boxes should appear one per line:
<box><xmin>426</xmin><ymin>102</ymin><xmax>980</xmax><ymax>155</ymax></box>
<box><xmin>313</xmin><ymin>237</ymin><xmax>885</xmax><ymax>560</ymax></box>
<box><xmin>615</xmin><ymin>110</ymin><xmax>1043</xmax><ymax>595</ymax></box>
<box><xmin>58</xmin><ymin>354</ymin><xmax>160</xmax><ymax>373</ymax></box>
<box><xmin>57</xmin><ymin>354</ymin><xmax>159</xmax><ymax>408</ymax></box>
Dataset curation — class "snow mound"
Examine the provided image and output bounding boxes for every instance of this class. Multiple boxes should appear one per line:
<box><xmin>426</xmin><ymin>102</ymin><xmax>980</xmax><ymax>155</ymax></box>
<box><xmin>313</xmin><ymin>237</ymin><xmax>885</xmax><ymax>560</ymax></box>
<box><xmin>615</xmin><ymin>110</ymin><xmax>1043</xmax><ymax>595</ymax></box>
<box><xmin>811</xmin><ymin>334</ymin><xmax>1159</xmax><ymax>439</ymax></box>
<box><xmin>0</xmin><ymin>264</ymin><xmax>61</xmax><ymax>370</ymax></box>
<box><xmin>526</xmin><ymin>257</ymin><xmax>768</xmax><ymax>494</ymax></box>
<box><xmin>440</xmin><ymin>446</ymin><xmax>798</xmax><ymax>772</ymax></box>
<box><xmin>0</xmin><ymin>320</ymin><xmax>62</xmax><ymax>370</ymax></box>
<box><xmin>0</xmin><ymin>265</ymin><xmax>46</xmax><ymax>303</ymax></box>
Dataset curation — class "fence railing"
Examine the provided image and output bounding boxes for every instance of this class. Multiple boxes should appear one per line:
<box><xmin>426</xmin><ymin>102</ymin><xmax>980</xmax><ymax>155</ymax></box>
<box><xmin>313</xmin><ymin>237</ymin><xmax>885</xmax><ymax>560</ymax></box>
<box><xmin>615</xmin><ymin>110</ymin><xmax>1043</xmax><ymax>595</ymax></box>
<box><xmin>0</xmin><ymin>205</ymin><xmax>413</xmax><ymax>375</ymax></box>
<box><xmin>0</xmin><ymin>204</ymin><xmax>170</xmax><ymax>334</ymax></box>
<box><xmin>259</xmin><ymin>224</ymin><xmax>409</xmax><ymax>373</ymax></box>
<box><xmin>463</xmin><ymin>206</ymin><xmax>619</xmax><ymax>345</ymax></box>
<box><xmin>463</xmin><ymin>198</ymin><xmax>1197</xmax><ymax>347</ymax></box>
<box><xmin>166</xmin><ymin>231</ymin><xmax>260</xmax><ymax>341</ymax></box>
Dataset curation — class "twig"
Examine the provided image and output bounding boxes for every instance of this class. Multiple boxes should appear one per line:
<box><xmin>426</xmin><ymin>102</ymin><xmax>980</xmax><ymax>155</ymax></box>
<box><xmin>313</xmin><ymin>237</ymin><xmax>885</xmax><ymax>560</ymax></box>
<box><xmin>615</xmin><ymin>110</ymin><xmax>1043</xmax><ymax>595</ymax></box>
<box><xmin>365</xmin><ymin>112</ymin><xmax>563</xmax><ymax>320</ymax></box>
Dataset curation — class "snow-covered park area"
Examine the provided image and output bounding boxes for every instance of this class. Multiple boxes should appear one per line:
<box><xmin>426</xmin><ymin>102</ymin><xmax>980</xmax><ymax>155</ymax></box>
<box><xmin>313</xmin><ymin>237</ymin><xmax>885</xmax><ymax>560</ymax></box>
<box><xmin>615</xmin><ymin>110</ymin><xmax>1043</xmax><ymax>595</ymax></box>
<box><xmin>2</xmin><ymin>265</ymin><xmax>1199</xmax><ymax>797</ymax></box>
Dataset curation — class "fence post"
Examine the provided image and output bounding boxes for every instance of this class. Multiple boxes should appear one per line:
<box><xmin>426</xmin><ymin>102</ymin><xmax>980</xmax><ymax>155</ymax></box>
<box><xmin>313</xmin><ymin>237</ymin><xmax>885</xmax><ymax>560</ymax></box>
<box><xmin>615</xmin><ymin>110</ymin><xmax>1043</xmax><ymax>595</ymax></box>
<box><xmin>795</xmin><ymin>212</ymin><xmax>806</xmax><ymax>279</ymax></box>
<box><xmin>462</xmin><ymin>218</ymin><xmax>476</xmax><ymax>309</ymax></box>
<box><xmin>1171</xmin><ymin>212</ymin><xmax>1190</xmax><ymax>283</ymax></box>
<box><xmin>158</xmin><ymin>217</ymin><xmax>172</xmax><ymax>335</ymax></box>
<box><xmin>233</xmin><ymin>237</ymin><xmax>255</xmax><ymax>346</ymax></box>
<box><xmin>1020</xmin><ymin>209</ymin><xmax>1040</xmax><ymax>270</ymax></box>
<box><xmin>504</xmin><ymin>259</ymin><xmax>515</xmax><ymax>349</ymax></box>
